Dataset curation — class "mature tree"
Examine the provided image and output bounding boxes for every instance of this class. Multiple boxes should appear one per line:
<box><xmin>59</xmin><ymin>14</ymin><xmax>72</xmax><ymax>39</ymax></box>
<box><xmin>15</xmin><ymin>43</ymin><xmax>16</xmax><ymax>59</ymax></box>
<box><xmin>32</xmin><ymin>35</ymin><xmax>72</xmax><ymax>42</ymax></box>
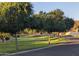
<box><xmin>64</xmin><ymin>17</ymin><xmax>74</xmax><ymax>31</ymax></box>
<box><xmin>0</xmin><ymin>2</ymin><xmax>33</xmax><ymax>34</ymax></box>
<box><xmin>29</xmin><ymin>11</ymin><xmax>46</xmax><ymax>33</ymax></box>
<box><xmin>0</xmin><ymin>2</ymin><xmax>33</xmax><ymax>49</ymax></box>
<box><xmin>44</xmin><ymin>9</ymin><xmax>66</xmax><ymax>33</ymax></box>
<box><xmin>43</xmin><ymin>14</ymin><xmax>54</xmax><ymax>33</ymax></box>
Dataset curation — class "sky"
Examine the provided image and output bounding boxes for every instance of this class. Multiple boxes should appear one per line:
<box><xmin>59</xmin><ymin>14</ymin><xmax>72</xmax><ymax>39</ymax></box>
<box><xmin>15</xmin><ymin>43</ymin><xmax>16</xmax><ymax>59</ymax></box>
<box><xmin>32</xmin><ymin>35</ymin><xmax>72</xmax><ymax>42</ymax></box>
<box><xmin>31</xmin><ymin>2</ymin><xmax>79</xmax><ymax>20</ymax></box>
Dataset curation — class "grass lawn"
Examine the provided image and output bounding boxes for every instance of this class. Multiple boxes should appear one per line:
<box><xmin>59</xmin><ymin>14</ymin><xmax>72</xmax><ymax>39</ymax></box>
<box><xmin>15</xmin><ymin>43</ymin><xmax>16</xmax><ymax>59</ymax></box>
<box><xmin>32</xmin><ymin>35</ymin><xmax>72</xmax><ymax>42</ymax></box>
<box><xmin>0</xmin><ymin>35</ymin><xmax>70</xmax><ymax>55</ymax></box>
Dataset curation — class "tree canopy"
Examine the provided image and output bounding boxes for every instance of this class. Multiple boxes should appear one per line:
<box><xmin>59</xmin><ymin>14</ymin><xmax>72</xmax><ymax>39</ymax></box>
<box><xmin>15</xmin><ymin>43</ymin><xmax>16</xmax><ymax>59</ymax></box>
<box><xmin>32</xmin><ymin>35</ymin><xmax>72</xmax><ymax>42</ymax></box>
<box><xmin>30</xmin><ymin>9</ymin><xmax>74</xmax><ymax>33</ymax></box>
<box><xmin>0</xmin><ymin>2</ymin><xmax>33</xmax><ymax>34</ymax></box>
<box><xmin>0</xmin><ymin>3</ymin><xmax>74</xmax><ymax>34</ymax></box>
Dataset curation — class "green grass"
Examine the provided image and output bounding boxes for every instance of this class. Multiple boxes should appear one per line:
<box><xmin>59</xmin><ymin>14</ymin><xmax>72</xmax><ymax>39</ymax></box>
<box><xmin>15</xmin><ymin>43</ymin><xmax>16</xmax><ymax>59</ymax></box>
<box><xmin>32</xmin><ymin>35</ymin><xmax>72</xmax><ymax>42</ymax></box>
<box><xmin>0</xmin><ymin>35</ymin><xmax>69</xmax><ymax>55</ymax></box>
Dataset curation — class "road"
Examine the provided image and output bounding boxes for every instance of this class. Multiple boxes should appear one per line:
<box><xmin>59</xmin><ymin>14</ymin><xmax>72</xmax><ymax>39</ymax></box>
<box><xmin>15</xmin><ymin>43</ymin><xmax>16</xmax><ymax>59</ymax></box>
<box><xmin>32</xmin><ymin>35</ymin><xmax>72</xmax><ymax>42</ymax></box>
<box><xmin>12</xmin><ymin>44</ymin><xmax>79</xmax><ymax>56</ymax></box>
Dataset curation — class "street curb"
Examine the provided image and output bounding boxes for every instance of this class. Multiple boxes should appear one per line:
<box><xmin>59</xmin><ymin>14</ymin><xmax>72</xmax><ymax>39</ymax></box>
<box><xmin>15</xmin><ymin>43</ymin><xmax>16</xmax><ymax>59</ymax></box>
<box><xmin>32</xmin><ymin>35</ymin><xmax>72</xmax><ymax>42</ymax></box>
<box><xmin>4</xmin><ymin>43</ymin><xmax>78</xmax><ymax>56</ymax></box>
<box><xmin>5</xmin><ymin>45</ymin><xmax>55</xmax><ymax>56</ymax></box>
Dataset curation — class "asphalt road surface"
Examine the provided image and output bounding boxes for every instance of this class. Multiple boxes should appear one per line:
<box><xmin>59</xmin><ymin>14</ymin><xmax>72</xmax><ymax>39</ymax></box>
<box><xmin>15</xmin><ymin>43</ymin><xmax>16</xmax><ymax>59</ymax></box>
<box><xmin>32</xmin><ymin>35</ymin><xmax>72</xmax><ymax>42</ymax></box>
<box><xmin>12</xmin><ymin>44</ymin><xmax>79</xmax><ymax>56</ymax></box>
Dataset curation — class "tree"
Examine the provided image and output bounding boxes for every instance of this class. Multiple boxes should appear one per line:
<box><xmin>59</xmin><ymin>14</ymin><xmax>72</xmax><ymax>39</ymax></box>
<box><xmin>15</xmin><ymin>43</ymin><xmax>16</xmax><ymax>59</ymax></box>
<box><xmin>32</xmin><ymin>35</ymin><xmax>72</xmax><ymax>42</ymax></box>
<box><xmin>0</xmin><ymin>2</ymin><xmax>33</xmax><ymax>50</ymax></box>
<box><xmin>43</xmin><ymin>9</ymin><xmax>74</xmax><ymax>44</ymax></box>
<box><xmin>44</xmin><ymin>9</ymin><xmax>66</xmax><ymax>33</ymax></box>
<box><xmin>30</xmin><ymin>11</ymin><xmax>46</xmax><ymax>33</ymax></box>
<box><xmin>0</xmin><ymin>2</ymin><xmax>33</xmax><ymax>34</ymax></box>
<box><xmin>64</xmin><ymin>17</ymin><xmax>74</xmax><ymax>31</ymax></box>
<box><xmin>43</xmin><ymin>14</ymin><xmax>54</xmax><ymax>33</ymax></box>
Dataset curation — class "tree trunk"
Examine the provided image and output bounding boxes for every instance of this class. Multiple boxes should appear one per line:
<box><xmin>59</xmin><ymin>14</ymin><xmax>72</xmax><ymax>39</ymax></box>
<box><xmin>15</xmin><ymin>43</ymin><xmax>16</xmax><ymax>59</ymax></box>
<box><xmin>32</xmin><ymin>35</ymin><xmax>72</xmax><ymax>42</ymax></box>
<box><xmin>15</xmin><ymin>34</ymin><xmax>19</xmax><ymax>51</ymax></box>
<box><xmin>40</xmin><ymin>32</ymin><xmax>43</xmax><ymax>35</ymax></box>
<box><xmin>32</xmin><ymin>29</ymin><xmax>34</xmax><ymax>34</ymax></box>
<box><xmin>48</xmin><ymin>33</ymin><xmax>51</xmax><ymax>45</ymax></box>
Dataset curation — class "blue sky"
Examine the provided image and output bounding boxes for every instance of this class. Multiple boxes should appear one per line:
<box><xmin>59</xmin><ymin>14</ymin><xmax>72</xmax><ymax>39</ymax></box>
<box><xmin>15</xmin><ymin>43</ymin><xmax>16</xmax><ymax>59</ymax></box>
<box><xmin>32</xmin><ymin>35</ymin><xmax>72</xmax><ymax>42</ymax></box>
<box><xmin>31</xmin><ymin>2</ymin><xmax>79</xmax><ymax>20</ymax></box>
